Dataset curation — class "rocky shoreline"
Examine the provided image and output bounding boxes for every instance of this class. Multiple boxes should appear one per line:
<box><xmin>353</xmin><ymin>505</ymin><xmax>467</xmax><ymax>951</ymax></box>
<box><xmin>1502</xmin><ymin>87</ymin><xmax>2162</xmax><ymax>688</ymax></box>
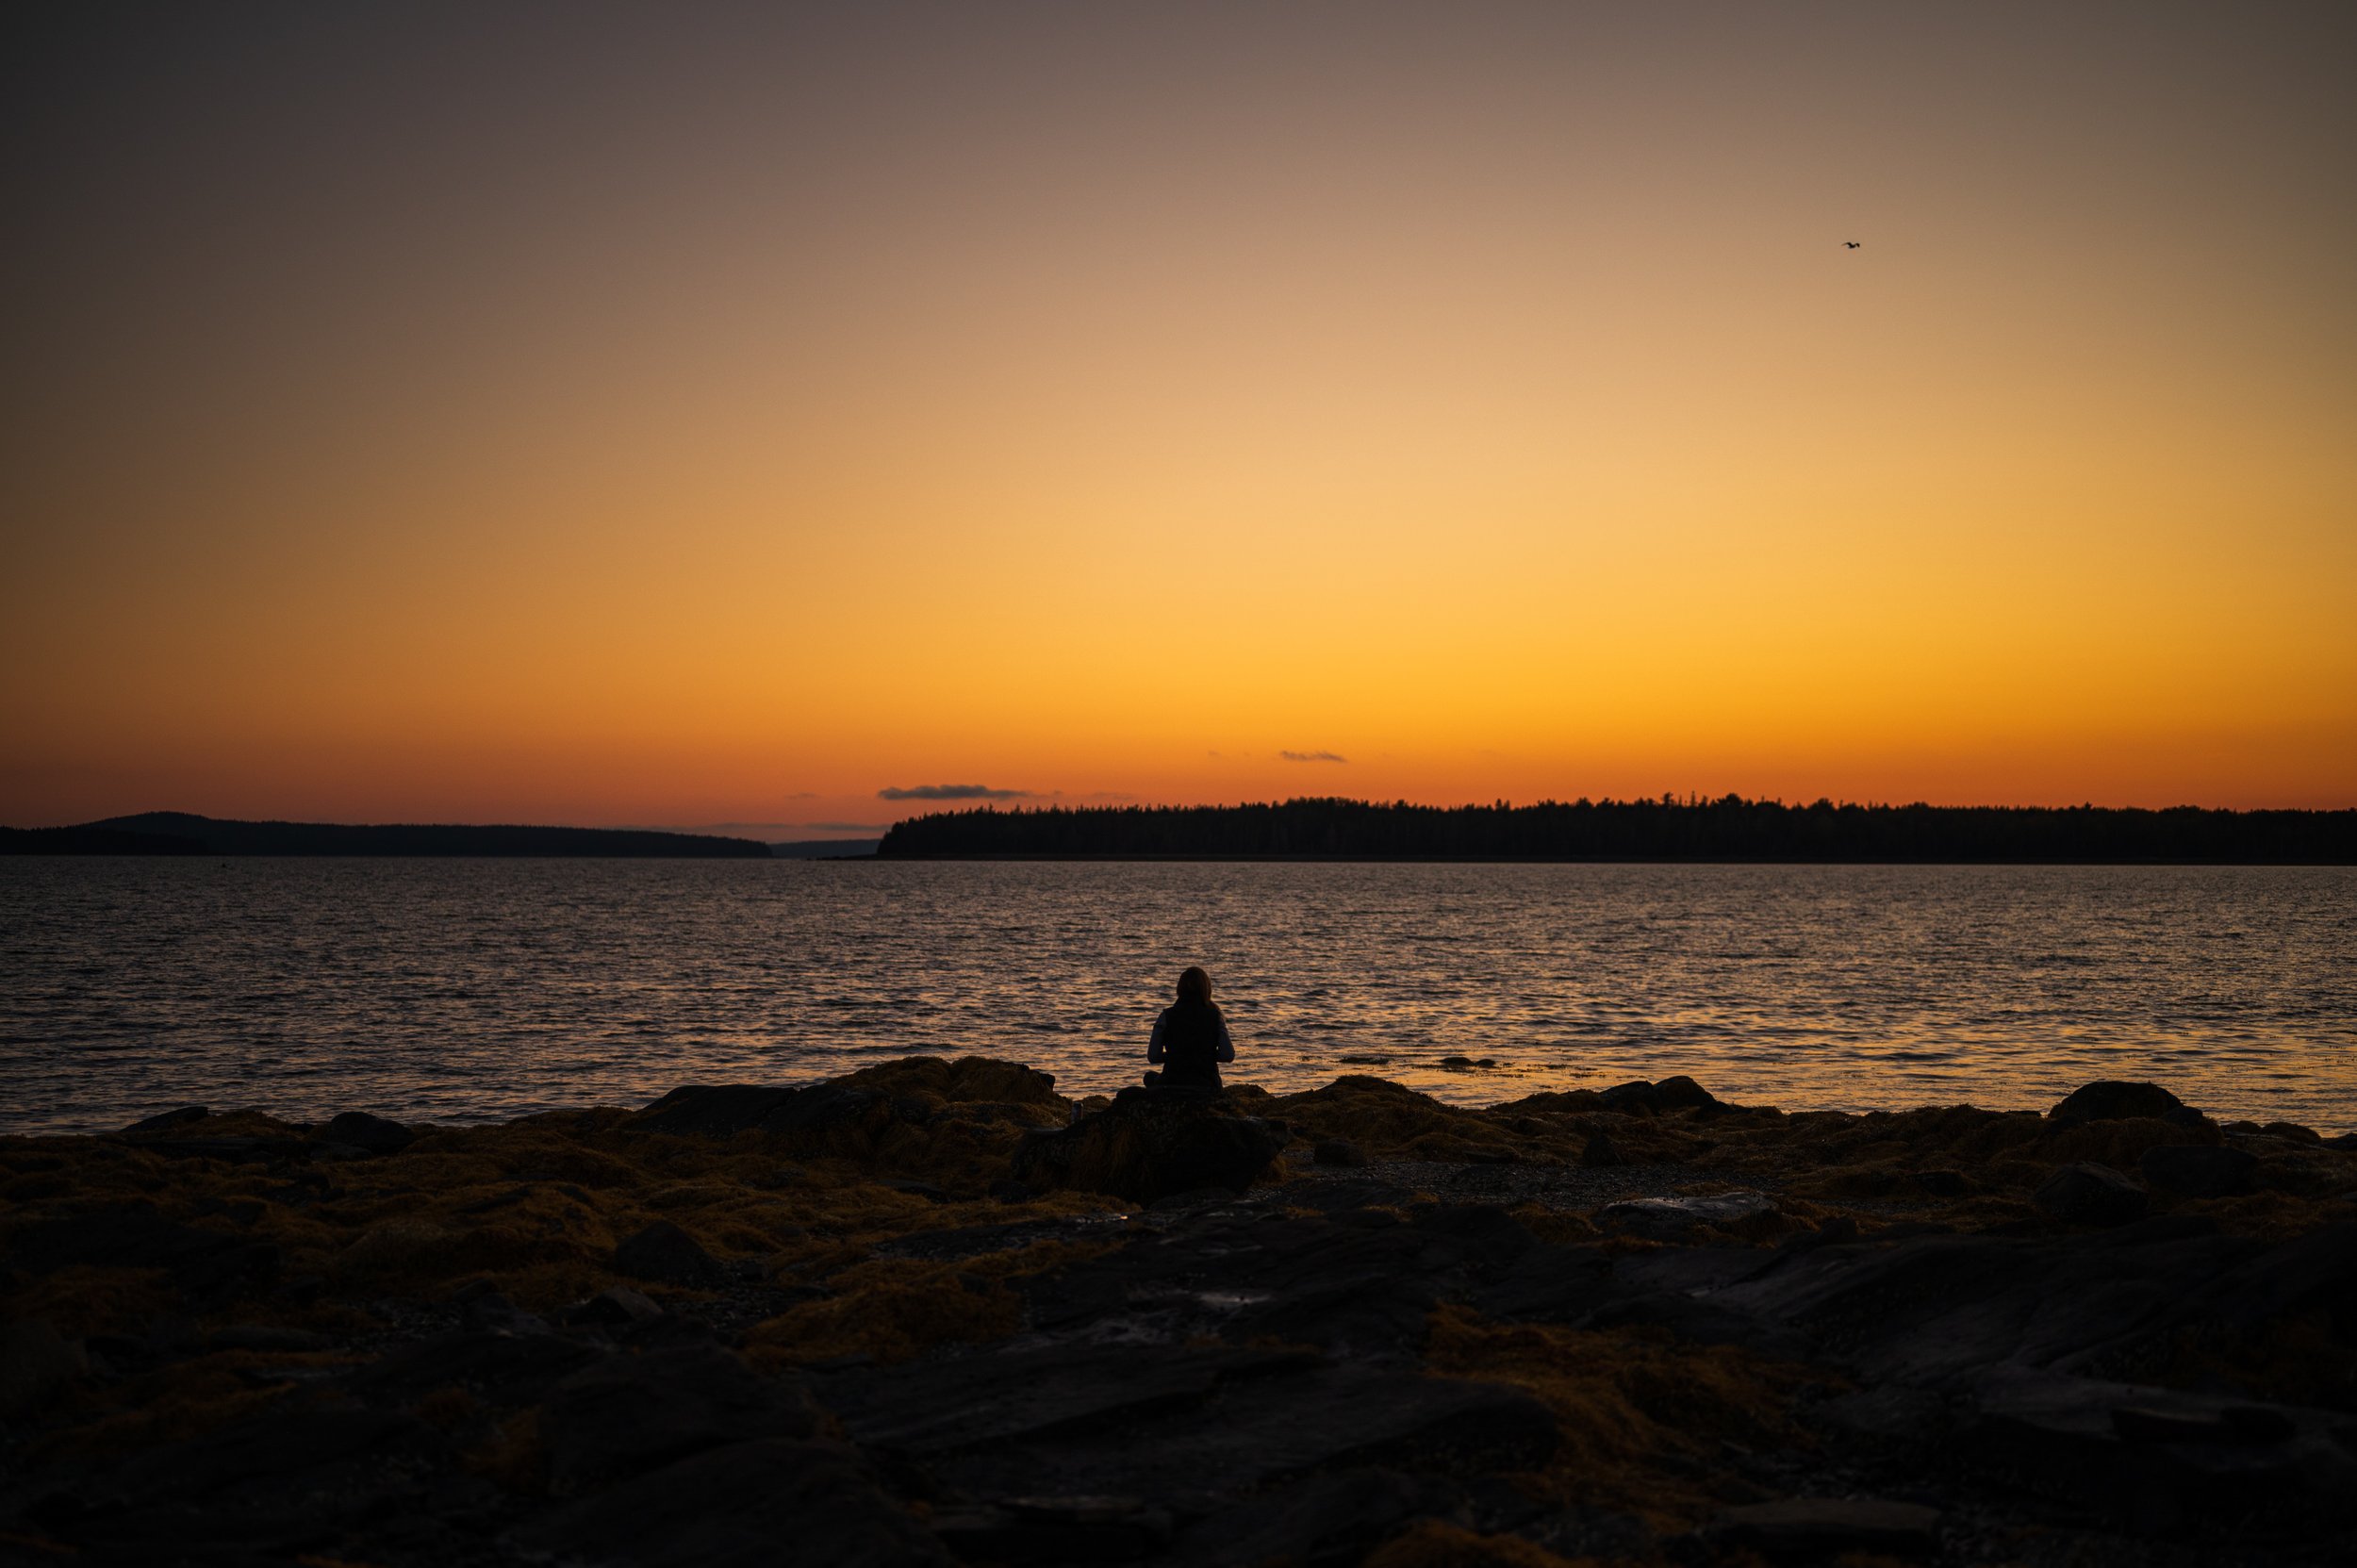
<box><xmin>3</xmin><ymin>1059</ymin><xmax>2353</xmax><ymax>1566</ymax></box>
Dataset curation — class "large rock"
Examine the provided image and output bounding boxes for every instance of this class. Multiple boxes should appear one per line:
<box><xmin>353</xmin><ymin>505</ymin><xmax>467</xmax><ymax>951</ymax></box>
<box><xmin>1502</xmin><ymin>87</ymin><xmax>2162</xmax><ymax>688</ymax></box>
<box><xmin>321</xmin><ymin>1111</ymin><xmax>414</xmax><ymax>1155</ymax></box>
<box><xmin>1597</xmin><ymin>1190</ymin><xmax>1777</xmax><ymax>1240</ymax></box>
<box><xmin>2049</xmin><ymin>1081</ymin><xmax>2186</xmax><ymax>1125</ymax></box>
<box><xmin>539</xmin><ymin>1345</ymin><xmax>822</xmax><ymax>1493</ymax></box>
<box><xmin>121</xmin><ymin>1105</ymin><xmax>208</xmax><ymax>1133</ymax></box>
<box><xmin>1012</xmin><ymin>1088</ymin><xmax>1284</xmax><ymax>1204</ymax></box>
<box><xmin>631</xmin><ymin>1058</ymin><xmax>1064</xmax><ymax>1140</ymax></box>
<box><xmin>2035</xmin><ymin>1164</ymin><xmax>2149</xmax><ymax>1228</ymax></box>
<box><xmin>1696</xmin><ymin>1216</ymin><xmax>2357</xmax><ymax>1399</ymax></box>
<box><xmin>614</xmin><ymin>1221</ymin><xmax>727</xmax><ymax>1287</ymax></box>
<box><xmin>2140</xmin><ymin>1143</ymin><xmax>2258</xmax><ymax>1198</ymax></box>
<box><xmin>1964</xmin><ymin>1368</ymin><xmax>2357</xmax><ymax>1530</ymax></box>
<box><xmin>820</xmin><ymin>1339</ymin><xmax>1559</xmax><ymax>1502</ymax></box>
<box><xmin>1598</xmin><ymin>1076</ymin><xmax>1726</xmax><ymax>1115</ymax></box>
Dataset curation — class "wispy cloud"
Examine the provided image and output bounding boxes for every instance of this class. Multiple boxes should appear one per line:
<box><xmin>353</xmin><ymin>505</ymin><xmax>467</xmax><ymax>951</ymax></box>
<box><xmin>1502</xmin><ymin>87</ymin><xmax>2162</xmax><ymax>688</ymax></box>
<box><xmin>1279</xmin><ymin>750</ymin><xmax>1348</xmax><ymax>763</ymax></box>
<box><xmin>797</xmin><ymin>821</ymin><xmax>887</xmax><ymax>833</ymax></box>
<box><xmin>878</xmin><ymin>783</ymin><xmax>1033</xmax><ymax>801</ymax></box>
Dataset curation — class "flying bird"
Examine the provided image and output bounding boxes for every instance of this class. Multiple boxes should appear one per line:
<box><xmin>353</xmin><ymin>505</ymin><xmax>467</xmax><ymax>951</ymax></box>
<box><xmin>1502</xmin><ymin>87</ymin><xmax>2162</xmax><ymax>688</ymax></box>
<box><xmin>1843</xmin><ymin>240</ymin><xmax>1861</xmax><ymax>248</ymax></box>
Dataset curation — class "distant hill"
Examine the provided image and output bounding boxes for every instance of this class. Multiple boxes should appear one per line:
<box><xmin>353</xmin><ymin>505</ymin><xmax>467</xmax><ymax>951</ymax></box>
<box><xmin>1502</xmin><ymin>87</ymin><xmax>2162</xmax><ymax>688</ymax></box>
<box><xmin>0</xmin><ymin>812</ymin><xmax>771</xmax><ymax>858</ymax></box>
<box><xmin>0</xmin><ymin>824</ymin><xmax>209</xmax><ymax>855</ymax></box>
<box><xmin>877</xmin><ymin>796</ymin><xmax>2357</xmax><ymax>864</ymax></box>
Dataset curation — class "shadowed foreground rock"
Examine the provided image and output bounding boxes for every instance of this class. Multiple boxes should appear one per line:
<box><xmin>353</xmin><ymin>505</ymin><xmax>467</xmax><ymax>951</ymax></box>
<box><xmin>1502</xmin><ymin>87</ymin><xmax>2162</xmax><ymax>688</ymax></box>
<box><xmin>1011</xmin><ymin>1085</ymin><xmax>1286</xmax><ymax>1203</ymax></box>
<box><xmin>2</xmin><ymin>1062</ymin><xmax>2352</xmax><ymax>1566</ymax></box>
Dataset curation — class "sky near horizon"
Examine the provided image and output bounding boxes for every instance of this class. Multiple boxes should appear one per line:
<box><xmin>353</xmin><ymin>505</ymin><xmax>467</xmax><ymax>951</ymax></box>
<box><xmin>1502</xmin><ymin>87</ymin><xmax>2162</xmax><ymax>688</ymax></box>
<box><xmin>5</xmin><ymin>3</ymin><xmax>2353</xmax><ymax>832</ymax></box>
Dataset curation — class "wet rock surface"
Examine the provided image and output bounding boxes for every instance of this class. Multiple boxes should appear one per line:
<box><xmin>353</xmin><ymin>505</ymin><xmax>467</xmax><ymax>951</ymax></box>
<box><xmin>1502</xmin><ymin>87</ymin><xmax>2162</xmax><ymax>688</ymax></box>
<box><xmin>3</xmin><ymin>1060</ymin><xmax>2352</xmax><ymax>1565</ymax></box>
<box><xmin>2034</xmin><ymin>1162</ymin><xmax>2151</xmax><ymax>1227</ymax></box>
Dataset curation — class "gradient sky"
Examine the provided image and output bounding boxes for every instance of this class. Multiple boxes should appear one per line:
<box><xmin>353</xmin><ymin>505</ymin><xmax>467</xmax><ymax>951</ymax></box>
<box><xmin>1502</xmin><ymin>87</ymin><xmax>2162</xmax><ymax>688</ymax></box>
<box><xmin>5</xmin><ymin>2</ymin><xmax>2353</xmax><ymax>832</ymax></box>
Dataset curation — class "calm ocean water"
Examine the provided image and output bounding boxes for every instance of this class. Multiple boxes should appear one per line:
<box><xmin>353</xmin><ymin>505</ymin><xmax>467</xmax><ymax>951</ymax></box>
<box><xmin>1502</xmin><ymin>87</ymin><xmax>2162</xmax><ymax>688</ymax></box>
<box><xmin>2</xmin><ymin>859</ymin><xmax>2351</xmax><ymax>1135</ymax></box>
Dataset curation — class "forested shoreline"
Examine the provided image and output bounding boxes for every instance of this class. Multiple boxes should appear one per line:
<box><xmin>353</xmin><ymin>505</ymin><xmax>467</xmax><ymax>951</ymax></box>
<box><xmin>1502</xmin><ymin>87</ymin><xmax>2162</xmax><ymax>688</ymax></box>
<box><xmin>876</xmin><ymin>796</ymin><xmax>2357</xmax><ymax>863</ymax></box>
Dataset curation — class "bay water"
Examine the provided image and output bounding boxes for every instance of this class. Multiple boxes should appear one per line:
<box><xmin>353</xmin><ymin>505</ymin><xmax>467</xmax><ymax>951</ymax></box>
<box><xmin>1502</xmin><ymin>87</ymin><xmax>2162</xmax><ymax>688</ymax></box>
<box><xmin>2</xmin><ymin>858</ymin><xmax>2350</xmax><ymax>1134</ymax></box>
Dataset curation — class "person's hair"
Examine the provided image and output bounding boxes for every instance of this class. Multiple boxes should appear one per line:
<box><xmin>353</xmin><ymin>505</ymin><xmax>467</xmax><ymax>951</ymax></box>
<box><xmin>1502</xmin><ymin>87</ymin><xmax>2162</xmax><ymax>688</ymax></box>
<box><xmin>1176</xmin><ymin>966</ymin><xmax>1212</xmax><ymax>1004</ymax></box>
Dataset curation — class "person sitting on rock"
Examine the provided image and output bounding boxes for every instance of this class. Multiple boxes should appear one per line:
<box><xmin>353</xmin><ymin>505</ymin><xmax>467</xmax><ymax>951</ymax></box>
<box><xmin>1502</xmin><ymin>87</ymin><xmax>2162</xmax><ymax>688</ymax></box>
<box><xmin>1143</xmin><ymin>966</ymin><xmax>1234</xmax><ymax>1092</ymax></box>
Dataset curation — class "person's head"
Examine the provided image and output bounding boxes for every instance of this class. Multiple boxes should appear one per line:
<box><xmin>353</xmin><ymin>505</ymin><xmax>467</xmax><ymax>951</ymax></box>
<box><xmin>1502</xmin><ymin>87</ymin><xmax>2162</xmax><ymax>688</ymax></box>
<box><xmin>1176</xmin><ymin>966</ymin><xmax>1212</xmax><ymax>1005</ymax></box>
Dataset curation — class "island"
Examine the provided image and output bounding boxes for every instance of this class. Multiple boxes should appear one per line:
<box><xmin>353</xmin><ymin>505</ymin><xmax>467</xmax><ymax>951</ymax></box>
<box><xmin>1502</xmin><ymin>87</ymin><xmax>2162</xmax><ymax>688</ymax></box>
<box><xmin>0</xmin><ymin>812</ymin><xmax>772</xmax><ymax>858</ymax></box>
<box><xmin>877</xmin><ymin>796</ymin><xmax>2357</xmax><ymax>863</ymax></box>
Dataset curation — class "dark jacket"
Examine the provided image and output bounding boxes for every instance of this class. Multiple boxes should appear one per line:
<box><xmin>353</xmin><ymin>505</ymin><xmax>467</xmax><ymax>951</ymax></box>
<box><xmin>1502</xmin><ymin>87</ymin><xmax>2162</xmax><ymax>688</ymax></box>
<box><xmin>1148</xmin><ymin>999</ymin><xmax>1234</xmax><ymax>1088</ymax></box>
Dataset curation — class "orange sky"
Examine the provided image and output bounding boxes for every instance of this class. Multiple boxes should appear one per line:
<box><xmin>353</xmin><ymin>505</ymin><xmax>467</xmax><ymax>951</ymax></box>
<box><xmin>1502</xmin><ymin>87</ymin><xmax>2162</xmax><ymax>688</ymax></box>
<box><xmin>4</xmin><ymin>4</ymin><xmax>2353</xmax><ymax>831</ymax></box>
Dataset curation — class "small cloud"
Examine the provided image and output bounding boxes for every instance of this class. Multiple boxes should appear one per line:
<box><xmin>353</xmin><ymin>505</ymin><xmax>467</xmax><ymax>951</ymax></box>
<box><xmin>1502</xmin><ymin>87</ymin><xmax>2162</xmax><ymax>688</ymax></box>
<box><xmin>878</xmin><ymin>783</ymin><xmax>1033</xmax><ymax>801</ymax></box>
<box><xmin>785</xmin><ymin>791</ymin><xmax>819</xmax><ymax>800</ymax></box>
<box><xmin>1279</xmin><ymin>750</ymin><xmax>1348</xmax><ymax>764</ymax></box>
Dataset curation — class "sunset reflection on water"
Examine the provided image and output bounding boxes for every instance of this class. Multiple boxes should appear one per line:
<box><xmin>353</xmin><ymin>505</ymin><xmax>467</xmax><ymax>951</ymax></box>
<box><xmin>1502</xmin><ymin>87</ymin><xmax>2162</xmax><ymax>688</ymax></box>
<box><xmin>2</xmin><ymin>859</ymin><xmax>2350</xmax><ymax>1134</ymax></box>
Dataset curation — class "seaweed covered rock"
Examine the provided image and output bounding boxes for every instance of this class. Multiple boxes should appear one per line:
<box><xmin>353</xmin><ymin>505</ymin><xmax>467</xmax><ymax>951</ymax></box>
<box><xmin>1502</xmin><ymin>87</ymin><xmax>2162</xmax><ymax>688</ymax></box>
<box><xmin>1012</xmin><ymin>1088</ymin><xmax>1284</xmax><ymax>1203</ymax></box>
<box><xmin>615</xmin><ymin>1220</ymin><xmax>727</xmax><ymax>1287</ymax></box>
<box><xmin>628</xmin><ymin>1057</ymin><xmax>1071</xmax><ymax>1182</ymax></box>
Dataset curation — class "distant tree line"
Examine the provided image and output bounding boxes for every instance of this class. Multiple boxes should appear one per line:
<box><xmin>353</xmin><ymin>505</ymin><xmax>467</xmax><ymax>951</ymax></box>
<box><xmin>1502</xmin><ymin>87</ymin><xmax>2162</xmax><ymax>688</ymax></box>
<box><xmin>876</xmin><ymin>796</ymin><xmax>2357</xmax><ymax>863</ymax></box>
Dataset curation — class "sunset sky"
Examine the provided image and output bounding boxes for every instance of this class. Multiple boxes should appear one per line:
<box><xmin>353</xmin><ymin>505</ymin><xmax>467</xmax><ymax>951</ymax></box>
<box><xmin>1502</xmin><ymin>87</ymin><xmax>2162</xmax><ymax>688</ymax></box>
<box><xmin>5</xmin><ymin>3</ymin><xmax>2353</xmax><ymax>832</ymax></box>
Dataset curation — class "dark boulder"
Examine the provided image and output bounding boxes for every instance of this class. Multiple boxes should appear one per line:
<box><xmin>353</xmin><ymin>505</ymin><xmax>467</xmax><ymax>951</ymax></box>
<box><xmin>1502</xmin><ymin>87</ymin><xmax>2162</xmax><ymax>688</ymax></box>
<box><xmin>562</xmin><ymin>1286</ymin><xmax>665</xmax><ymax>1329</ymax></box>
<box><xmin>2049</xmin><ymin>1081</ymin><xmax>2186</xmax><ymax>1125</ymax></box>
<box><xmin>321</xmin><ymin>1112</ymin><xmax>414</xmax><ymax>1155</ymax></box>
<box><xmin>1597</xmin><ymin>1190</ymin><xmax>1777</xmax><ymax>1240</ymax></box>
<box><xmin>626</xmin><ymin>1082</ymin><xmax>902</xmax><ymax>1140</ymax></box>
<box><xmin>1012</xmin><ymin>1087</ymin><xmax>1284</xmax><ymax>1204</ymax></box>
<box><xmin>614</xmin><ymin>1221</ymin><xmax>727</xmax><ymax>1287</ymax></box>
<box><xmin>1598</xmin><ymin>1076</ymin><xmax>1725</xmax><ymax>1115</ymax></box>
<box><xmin>2139</xmin><ymin>1144</ymin><xmax>2258</xmax><ymax>1198</ymax></box>
<box><xmin>121</xmin><ymin>1105</ymin><xmax>209</xmax><ymax>1134</ymax></box>
<box><xmin>1581</xmin><ymin>1131</ymin><xmax>1624</xmax><ymax>1167</ymax></box>
<box><xmin>1314</xmin><ymin>1139</ymin><xmax>1369</xmax><ymax>1168</ymax></box>
<box><xmin>2035</xmin><ymin>1164</ymin><xmax>2149</xmax><ymax>1227</ymax></box>
<box><xmin>630</xmin><ymin>1085</ymin><xmax>803</xmax><ymax>1136</ymax></box>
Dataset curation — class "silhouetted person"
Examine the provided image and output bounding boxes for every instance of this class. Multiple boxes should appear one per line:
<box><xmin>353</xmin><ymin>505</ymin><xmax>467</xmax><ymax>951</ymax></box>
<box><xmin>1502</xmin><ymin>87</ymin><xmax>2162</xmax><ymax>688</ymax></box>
<box><xmin>1143</xmin><ymin>966</ymin><xmax>1234</xmax><ymax>1092</ymax></box>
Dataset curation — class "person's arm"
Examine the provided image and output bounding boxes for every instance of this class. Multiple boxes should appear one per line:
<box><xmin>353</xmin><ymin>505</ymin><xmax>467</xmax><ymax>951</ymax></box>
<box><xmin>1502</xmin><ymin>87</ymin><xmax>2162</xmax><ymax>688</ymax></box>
<box><xmin>1147</xmin><ymin>1011</ymin><xmax>1167</xmax><ymax>1065</ymax></box>
<box><xmin>1214</xmin><ymin>1014</ymin><xmax>1235</xmax><ymax>1064</ymax></box>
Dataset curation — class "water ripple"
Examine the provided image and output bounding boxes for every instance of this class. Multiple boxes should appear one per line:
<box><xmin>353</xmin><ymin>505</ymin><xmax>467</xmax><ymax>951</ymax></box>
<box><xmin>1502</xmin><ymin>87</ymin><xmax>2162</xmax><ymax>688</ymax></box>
<box><xmin>0</xmin><ymin>860</ymin><xmax>2352</xmax><ymax>1133</ymax></box>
